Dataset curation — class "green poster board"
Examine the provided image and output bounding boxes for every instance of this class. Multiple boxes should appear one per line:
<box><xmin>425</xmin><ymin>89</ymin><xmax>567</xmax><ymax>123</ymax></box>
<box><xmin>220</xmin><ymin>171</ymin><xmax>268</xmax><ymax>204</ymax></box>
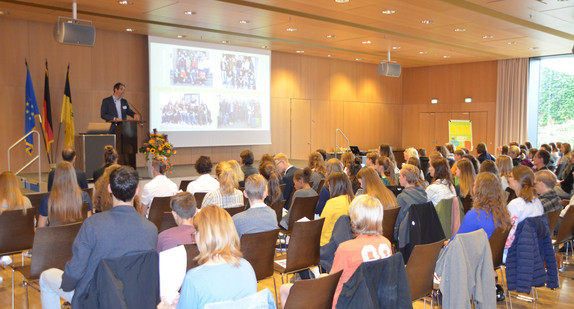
<box><xmin>449</xmin><ymin>120</ymin><xmax>473</xmax><ymax>150</ymax></box>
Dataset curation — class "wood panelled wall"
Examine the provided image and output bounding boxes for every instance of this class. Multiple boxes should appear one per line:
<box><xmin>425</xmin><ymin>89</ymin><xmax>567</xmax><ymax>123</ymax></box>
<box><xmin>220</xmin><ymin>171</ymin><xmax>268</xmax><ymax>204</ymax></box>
<box><xmin>401</xmin><ymin>61</ymin><xmax>498</xmax><ymax>155</ymax></box>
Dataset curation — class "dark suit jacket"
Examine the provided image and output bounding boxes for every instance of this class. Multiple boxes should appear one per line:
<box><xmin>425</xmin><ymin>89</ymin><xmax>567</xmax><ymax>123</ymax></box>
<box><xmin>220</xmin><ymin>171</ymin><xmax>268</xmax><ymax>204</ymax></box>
<box><xmin>282</xmin><ymin>165</ymin><xmax>299</xmax><ymax>209</ymax></box>
<box><xmin>47</xmin><ymin>167</ymin><xmax>88</xmax><ymax>191</ymax></box>
<box><xmin>101</xmin><ymin>96</ymin><xmax>135</xmax><ymax>133</ymax></box>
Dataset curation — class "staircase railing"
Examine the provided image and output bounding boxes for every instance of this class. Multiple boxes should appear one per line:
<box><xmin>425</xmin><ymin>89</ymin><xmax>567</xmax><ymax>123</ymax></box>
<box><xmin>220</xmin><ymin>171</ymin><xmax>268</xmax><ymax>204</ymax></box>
<box><xmin>8</xmin><ymin>130</ymin><xmax>41</xmax><ymax>185</ymax></box>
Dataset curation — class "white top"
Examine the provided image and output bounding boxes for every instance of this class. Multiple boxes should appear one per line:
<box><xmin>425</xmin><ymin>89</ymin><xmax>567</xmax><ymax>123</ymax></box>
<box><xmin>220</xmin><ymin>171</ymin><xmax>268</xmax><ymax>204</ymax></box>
<box><xmin>202</xmin><ymin>189</ymin><xmax>244</xmax><ymax>209</ymax></box>
<box><xmin>500</xmin><ymin>176</ymin><xmax>509</xmax><ymax>191</ymax></box>
<box><xmin>426</xmin><ymin>179</ymin><xmax>456</xmax><ymax>206</ymax></box>
<box><xmin>141</xmin><ymin>174</ymin><xmax>178</xmax><ymax>215</ymax></box>
<box><xmin>186</xmin><ymin>174</ymin><xmax>219</xmax><ymax>195</ymax></box>
<box><xmin>505</xmin><ymin>197</ymin><xmax>544</xmax><ymax>250</ymax></box>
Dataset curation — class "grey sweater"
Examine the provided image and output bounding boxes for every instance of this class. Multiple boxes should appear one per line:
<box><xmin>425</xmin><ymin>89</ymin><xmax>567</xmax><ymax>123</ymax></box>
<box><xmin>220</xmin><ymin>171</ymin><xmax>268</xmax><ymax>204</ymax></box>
<box><xmin>233</xmin><ymin>204</ymin><xmax>278</xmax><ymax>238</ymax></box>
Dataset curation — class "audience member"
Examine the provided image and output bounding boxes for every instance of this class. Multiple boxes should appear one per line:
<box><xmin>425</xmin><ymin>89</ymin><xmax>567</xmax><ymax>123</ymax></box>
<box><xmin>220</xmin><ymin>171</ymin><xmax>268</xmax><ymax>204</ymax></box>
<box><xmin>495</xmin><ymin>155</ymin><xmax>512</xmax><ymax>191</ymax></box>
<box><xmin>521</xmin><ymin>148</ymin><xmax>537</xmax><ymax>168</ymax></box>
<box><xmin>38</xmin><ymin>162</ymin><xmax>92</xmax><ymax>227</ymax></box>
<box><xmin>347</xmin><ymin>157</ymin><xmax>363</xmax><ymax>194</ymax></box>
<box><xmin>39</xmin><ymin>167</ymin><xmax>157</xmax><ymax>308</ymax></box>
<box><xmin>316</xmin><ymin>159</ymin><xmax>344</xmax><ymax>215</ymax></box>
<box><xmin>316</xmin><ymin>149</ymin><xmax>327</xmax><ymax>161</ymax></box>
<box><xmin>540</xmin><ymin>144</ymin><xmax>556</xmax><ymax>171</ymax></box>
<box><xmin>233</xmin><ymin>174</ymin><xmax>278</xmax><ymax>238</ymax></box>
<box><xmin>308</xmin><ymin>151</ymin><xmax>327</xmax><ymax>193</ymax></box>
<box><xmin>476</xmin><ymin>143</ymin><xmax>495</xmax><ymax>163</ymax></box>
<box><xmin>462</xmin><ymin>154</ymin><xmax>480</xmax><ymax>175</ymax></box>
<box><xmin>47</xmin><ymin>147</ymin><xmax>88</xmax><ymax>191</ymax></box>
<box><xmin>366</xmin><ymin>152</ymin><xmax>379</xmax><ymax>168</ymax></box>
<box><xmin>0</xmin><ymin>171</ymin><xmax>32</xmax><ymax>212</ymax></box>
<box><xmin>426</xmin><ymin>157</ymin><xmax>456</xmax><ymax>206</ymax></box>
<box><xmin>274</xmin><ymin>153</ymin><xmax>299</xmax><ymax>209</ymax></box>
<box><xmin>259</xmin><ymin>161</ymin><xmax>282</xmax><ymax>205</ymax></box>
<box><xmin>92</xmin><ymin>164</ymin><xmax>122</xmax><ymax>213</ymax></box>
<box><xmin>450</xmin><ymin>149</ymin><xmax>465</xmax><ymax>178</ymax></box>
<box><xmin>456</xmin><ymin>160</ymin><xmax>475</xmax><ymax>200</ymax></box>
<box><xmin>533</xmin><ymin>149</ymin><xmax>550</xmax><ymax>172</ymax></box>
<box><xmin>357</xmin><ymin>167</ymin><xmax>398</xmax><ymax>210</ymax></box>
<box><xmin>377</xmin><ymin>156</ymin><xmax>398</xmax><ymax>186</ymax></box>
<box><xmin>535</xmin><ymin>170</ymin><xmax>562</xmax><ymax>214</ymax></box>
<box><xmin>140</xmin><ymin>156</ymin><xmax>178</xmax><ymax>217</ymax></box>
<box><xmin>239</xmin><ymin>150</ymin><xmax>258</xmax><ymax>179</ymax></box>
<box><xmin>157</xmin><ymin>192</ymin><xmax>197</xmax><ymax>252</ymax></box>
<box><xmin>186</xmin><ymin>156</ymin><xmax>219</xmax><ymax>194</ymax></box>
<box><xmin>557</xmin><ymin>143</ymin><xmax>571</xmax><ymax>178</ymax></box>
<box><xmin>280</xmin><ymin>168</ymin><xmax>318</xmax><ymax>230</ymax></box>
<box><xmin>341</xmin><ymin>152</ymin><xmax>355</xmax><ymax>175</ymax></box>
<box><xmin>92</xmin><ymin>145</ymin><xmax>118</xmax><ymax>182</ymax></box>
<box><xmin>555</xmin><ymin>153</ymin><xmax>574</xmax><ymax>199</ymax></box>
<box><xmin>395</xmin><ymin>164</ymin><xmax>427</xmax><ymax>241</ymax></box>
<box><xmin>227</xmin><ymin>160</ymin><xmax>245</xmax><ymax>188</ymax></box>
<box><xmin>320</xmin><ymin>172</ymin><xmax>354</xmax><ymax>246</ymax></box>
<box><xmin>479</xmin><ymin>160</ymin><xmax>499</xmax><ymax>175</ymax></box>
<box><xmin>378</xmin><ymin>143</ymin><xmax>397</xmax><ymax>172</ymax></box>
<box><xmin>259</xmin><ymin>153</ymin><xmax>274</xmax><ymax>167</ymax></box>
<box><xmin>202</xmin><ymin>162</ymin><xmax>244</xmax><ymax>209</ymax></box>
<box><xmin>508</xmin><ymin>146</ymin><xmax>521</xmax><ymax>166</ymax></box>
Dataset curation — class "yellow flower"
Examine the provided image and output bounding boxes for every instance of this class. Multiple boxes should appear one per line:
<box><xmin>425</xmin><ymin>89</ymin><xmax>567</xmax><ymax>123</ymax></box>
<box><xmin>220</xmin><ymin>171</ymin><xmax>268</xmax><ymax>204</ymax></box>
<box><xmin>150</xmin><ymin>148</ymin><xmax>156</xmax><ymax>153</ymax></box>
<box><xmin>146</xmin><ymin>147</ymin><xmax>150</xmax><ymax>152</ymax></box>
<box><xmin>173</xmin><ymin>150</ymin><xmax>177</xmax><ymax>154</ymax></box>
<box><xmin>149</xmin><ymin>139</ymin><xmax>155</xmax><ymax>144</ymax></box>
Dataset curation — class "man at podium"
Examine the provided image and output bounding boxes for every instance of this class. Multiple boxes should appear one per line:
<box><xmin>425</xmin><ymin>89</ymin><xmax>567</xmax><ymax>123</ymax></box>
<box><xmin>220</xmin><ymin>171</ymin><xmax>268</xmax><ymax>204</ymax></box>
<box><xmin>101</xmin><ymin>82</ymin><xmax>140</xmax><ymax>133</ymax></box>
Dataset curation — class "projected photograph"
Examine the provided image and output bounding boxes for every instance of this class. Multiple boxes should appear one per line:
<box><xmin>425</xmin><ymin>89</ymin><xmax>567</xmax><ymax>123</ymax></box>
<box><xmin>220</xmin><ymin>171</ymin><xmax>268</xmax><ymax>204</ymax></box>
<box><xmin>160</xmin><ymin>93</ymin><xmax>213</xmax><ymax>127</ymax></box>
<box><xmin>220</xmin><ymin>54</ymin><xmax>257</xmax><ymax>90</ymax></box>
<box><xmin>217</xmin><ymin>96</ymin><xmax>262</xmax><ymax>129</ymax></box>
<box><xmin>170</xmin><ymin>49</ymin><xmax>213</xmax><ymax>87</ymax></box>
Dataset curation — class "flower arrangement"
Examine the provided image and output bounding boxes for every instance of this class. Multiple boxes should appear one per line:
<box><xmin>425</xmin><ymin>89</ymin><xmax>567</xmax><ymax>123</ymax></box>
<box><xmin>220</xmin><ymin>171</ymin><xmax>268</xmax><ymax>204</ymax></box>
<box><xmin>139</xmin><ymin>129</ymin><xmax>176</xmax><ymax>173</ymax></box>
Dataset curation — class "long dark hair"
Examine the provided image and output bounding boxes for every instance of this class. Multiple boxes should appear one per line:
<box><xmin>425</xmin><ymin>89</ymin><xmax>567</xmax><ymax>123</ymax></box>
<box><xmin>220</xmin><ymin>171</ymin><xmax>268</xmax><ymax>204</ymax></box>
<box><xmin>327</xmin><ymin>172</ymin><xmax>354</xmax><ymax>203</ymax></box>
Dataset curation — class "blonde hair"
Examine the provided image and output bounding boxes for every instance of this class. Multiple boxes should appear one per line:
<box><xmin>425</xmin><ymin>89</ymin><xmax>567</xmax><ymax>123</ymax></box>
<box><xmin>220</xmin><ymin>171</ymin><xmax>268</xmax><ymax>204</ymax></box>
<box><xmin>400</xmin><ymin>164</ymin><xmax>422</xmax><ymax>186</ymax></box>
<box><xmin>216</xmin><ymin>161</ymin><xmax>237</xmax><ymax>195</ymax></box>
<box><xmin>473</xmin><ymin>172</ymin><xmax>511</xmax><ymax>230</ymax></box>
<box><xmin>0</xmin><ymin>172</ymin><xmax>28</xmax><ymax>214</ymax></box>
<box><xmin>349</xmin><ymin>195</ymin><xmax>384</xmax><ymax>236</ymax></box>
<box><xmin>152</xmin><ymin>156</ymin><xmax>167</xmax><ymax>175</ymax></box>
<box><xmin>535</xmin><ymin>170</ymin><xmax>557</xmax><ymax>189</ymax></box>
<box><xmin>357</xmin><ymin>167</ymin><xmax>398</xmax><ymax>209</ymax></box>
<box><xmin>495</xmin><ymin>155</ymin><xmax>513</xmax><ymax>178</ymax></box>
<box><xmin>49</xmin><ymin>161</ymin><xmax>83</xmax><ymax>223</ymax></box>
<box><xmin>457</xmin><ymin>160</ymin><xmax>476</xmax><ymax>198</ymax></box>
<box><xmin>93</xmin><ymin>164</ymin><xmax>122</xmax><ymax>212</ymax></box>
<box><xmin>273</xmin><ymin>153</ymin><xmax>288</xmax><ymax>163</ymax></box>
<box><xmin>227</xmin><ymin>160</ymin><xmax>244</xmax><ymax>184</ymax></box>
<box><xmin>404</xmin><ymin>148</ymin><xmax>419</xmax><ymax>161</ymax></box>
<box><xmin>341</xmin><ymin>152</ymin><xmax>355</xmax><ymax>169</ymax></box>
<box><xmin>512</xmin><ymin>165</ymin><xmax>536</xmax><ymax>203</ymax></box>
<box><xmin>308</xmin><ymin>152</ymin><xmax>326</xmax><ymax>176</ymax></box>
<box><xmin>193</xmin><ymin>205</ymin><xmax>242</xmax><ymax>266</ymax></box>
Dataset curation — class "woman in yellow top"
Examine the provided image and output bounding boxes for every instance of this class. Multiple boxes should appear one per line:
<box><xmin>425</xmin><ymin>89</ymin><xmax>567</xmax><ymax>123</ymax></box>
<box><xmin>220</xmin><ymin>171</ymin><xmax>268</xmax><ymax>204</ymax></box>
<box><xmin>320</xmin><ymin>171</ymin><xmax>354</xmax><ymax>246</ymax></box>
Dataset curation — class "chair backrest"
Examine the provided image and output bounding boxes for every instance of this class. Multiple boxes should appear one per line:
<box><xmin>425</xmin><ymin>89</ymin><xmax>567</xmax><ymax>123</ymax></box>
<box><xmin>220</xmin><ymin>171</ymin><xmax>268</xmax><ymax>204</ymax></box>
<box><xmin>179</xmin><ymin>180</ymin><xmax>193</xmax><ymax>192</ymax></box>
<box><xmin>194</xmin><ymin>192</ymin><xmax>207</xmax><ymax>209</ymax></box>
<box><xmin>29</xmin><ymin>221</ymin><xmax>83</xmax><ymax>279</ymax></box>
<box><xmin>461</xmin><ymin>195</ymin><xmax>473</xmax><ymax>214</ymax></box>
<box><xmin>25</xmin><ymin>192</ymin><xmax>45</xmax><ymax>211</ymax></box>
<box><xmin>148</xmin><ymin>196</ymin><xmax>173</xmax><ymax>231</ymax></box>
<box><xmin>489</xmin><ymin>227</ymin><xmax>511</xmax><ymax>269</ymax></box>
<box><xmin>386</xmin><ymin>185</ymin><xmax>404</xmax><ymax>197</ymax></box>
<box><xmin>240</xmin><ymin>229</ymin><xmax>280</xmax><ymax>280</ymax></box>
<box><xmin>406</xmin><ymin>239</ymin><xmax>444</xmax><ymax>301</ymax></box>
<box><xmin>506</xmin><ymin>187</ymin><xmax>517</xmax><ymax>204</ymax></box>
<box><xmin>0</xmin><ymin>208</ymin><xmax>37</xmax><ymax>255</ymax></box>
<box><xmin>284</xmin><ymin>270</ymin><xmax>343</xmax><ymax>309</ymax></box>
<box><xmin>184</xmin><ymin>243</ymin><xmax>200</xmax><ymax>271</ymax></box>
<box><xmin>286</xmin><ymin>195</ymin><xmax>319</xmax><ymax>233</ymax></box>
<box><xmin>285</xmin><ymin>218</ymin><xmax>325</xmax><ymax>272</ymax></box>
<box><xmin>159</xmin><ymin>212</ymin><xmax>177</xmax><ymax>233</ymax></box>
<box><xmin>270</xmin><ymin>200</ymin><xmax>285</xmax><ymax>225</ymax></box>
<box><xmin>225</xmin><ymin>206</ymin><xmax>246</xmax><ymax>217</ymax></box>
<box><xmin>82</xmin><ymin>187</ymin><xmax>94</xmax><ymax>199</ymax></box>
<box><xmin>547</xmin><ymin>210</ymin><xmax>561</xmax><ymax>235</ymax></box>
<box><xmin>555</xmin><ymin>206</ymin><xmax>574</xmax><ymax>245</ymax></box>
<box><xmin>316</xmin><ymin>179</ymin><xmax>325</xmax><ymax>193</ymax></box>
<box><xmin>382</xmin><ymin>207</ymin><xmax>400</xmax><ymax>246</ymax></box>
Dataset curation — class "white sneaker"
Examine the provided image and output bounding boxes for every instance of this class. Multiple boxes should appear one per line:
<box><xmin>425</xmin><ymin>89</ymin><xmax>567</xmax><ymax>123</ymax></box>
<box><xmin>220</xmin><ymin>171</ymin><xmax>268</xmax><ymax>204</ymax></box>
<box><xmin>0</xmin><ymin>256</ymin><xmax>12</xmax><ymax>266</ymax></box>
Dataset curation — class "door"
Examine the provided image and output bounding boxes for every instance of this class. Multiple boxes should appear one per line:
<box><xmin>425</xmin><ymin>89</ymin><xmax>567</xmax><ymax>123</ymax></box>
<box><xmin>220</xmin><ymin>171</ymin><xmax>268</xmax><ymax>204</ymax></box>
<box><xmin>290</xmin><ymin>99</ymin><xmax>311</xmax><ymax>159</ymax></box>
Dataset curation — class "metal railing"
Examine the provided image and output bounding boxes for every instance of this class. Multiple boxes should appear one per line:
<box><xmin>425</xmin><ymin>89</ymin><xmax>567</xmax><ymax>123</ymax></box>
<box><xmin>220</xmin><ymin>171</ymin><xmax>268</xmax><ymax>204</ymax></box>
<box><xmin>335</xmin><ymin>128</ymin><xmax>349</xmax><ymax>154</ymax></box>
<box><xmin>8</xmin><ymin>130</ymin><xmax>41</xmax><ymax>184</ymax></box>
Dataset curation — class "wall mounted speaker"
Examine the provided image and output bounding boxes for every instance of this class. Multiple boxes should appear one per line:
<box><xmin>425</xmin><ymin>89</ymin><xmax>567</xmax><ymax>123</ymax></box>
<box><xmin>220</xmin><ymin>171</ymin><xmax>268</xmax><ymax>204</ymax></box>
<box><xmin>378</xmin><ymin>62</ymin><xmax>402</xmax><ymax>77</ymax></box>
<box><xmin>54</xmin><ymin>21</ymin><xmax>96</xmax><ymax>46</ymax></box>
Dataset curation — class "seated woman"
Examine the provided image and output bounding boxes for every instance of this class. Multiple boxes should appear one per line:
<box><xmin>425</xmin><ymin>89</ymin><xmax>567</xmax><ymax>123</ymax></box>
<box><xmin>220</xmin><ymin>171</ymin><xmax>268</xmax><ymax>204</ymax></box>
<box><xmin>38</xmin><ymin>162</ymin><xmax>92</xmax><ymax>227</ymax></box>
<box><xmin>93</xmin><ymin>164</ymin><xmax>122</xmax><ymax>213</ymax></box>
<box><xmin>347</xmin><ymin>158</ymin><xmax>363</xmax><ymax>194</ymax></box>
<box><xmin>316</xmin><ymin>159</ymin><xmax>344</xmax><ymax>216</ymax></box>
<box><xmin>280</xmin><ymin>195</ymin><xmax>392</xmax><ymax>309</ymax></box>
<box><xmin>504</xmin><ymin>165</ymin><xmax>544</xmax><ymax>261</ymax></box>
<box><xmin>495</xmin><ymin>155</ymin><xmax>513</xmax><ymax>191</ymax></box>
<box><xmin>280</xmin><ymin>168</ymin><xmax>318</xmax><ymax>229</ymax></box>
<box><xmin>456</xmin><ymin>160</ymin><xmax>475</xmax><ymax>212</ymax></box>
<box><xmin>259</xmin><ymin>161</ymin><xmax>282</xmax><ymax>206</ymax></box>
<box><xmin>227</xmin><ymin>160</ymin><xmax>245</xmax><ymax>188</ymax></box>
<box><xmin>320</xmin><ymin>172</ymin><xmax>354</xmax><ymax>246</ymax></box>
<box><xmin>376</xmin><ymin>157</ymin><xmax>399</xmax><ymax>187</ymax></box>
<box><xmin>426</xmin><ymin>157</ymin><xmax>456</xmax><ymax>206</ymax></box>
<box><xmin>159</xmin><ymin>205</ymin><xmax>257</xmax><ymax>309</ymax></box>
<box><xmin>308</xmin><ymin>152</ymin><xmax>326</xmax><ymax>193</ymax></box>
<box><xmin>92</xmin><ymin>145</ymin><xmax>117</xmax><ymax>183</ymax></box>
<box><xmin>450</xmin><ymin>172</ymin><xmax>511</xmax><ymax>241</ymax></box>
<box><xmin>356</xmin><ymin>167</ymin><xmax>397</xmax><ymax>210</ymax></box>
<box><xmin>202</xmin><ymin>162</ymin><xmax>244</xmax><ymax>209</ymax></box>
<box><xmin>0</xmin><ymin>171</ymin><xmax>32</xmax><ymax>212</ymax></box>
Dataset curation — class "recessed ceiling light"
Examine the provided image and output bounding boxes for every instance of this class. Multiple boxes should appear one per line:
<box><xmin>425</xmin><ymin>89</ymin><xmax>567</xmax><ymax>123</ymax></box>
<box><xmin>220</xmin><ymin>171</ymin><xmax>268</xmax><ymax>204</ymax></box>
<box><xmin>362</xmin><ymin>40</ymin><xmax>372</xmax><ymax>44</ymax></box>
<box><xmin>335</xmin><ymin>0</ymin><xmax>349</xmax><ymax>3</ymax></box>
<box><xmin>421</xmin><ymin>20</ymin><xmax>433</xmax><ymax>24</ymax></box>
<box><xmin>431</xmin><ymin>99</ymin><xmax>438</xmax><ymax>104</ymax></box>
<box><xmin>443</xmin><ymin>55</ymin><xmax>451</xmax><ymax>58</ymax></box>
<box><xmin>239</xmin><ymin>20</ymin><xmax>249</xmax><ymax>24</ymax></box>
<box><xmin>507</xmin><ymin>41</ymin><xmax>517</xmax><ymax>45</ymax></box>
<box><xmin>177</xmin><ymin>35</ymin><xmax>186</xmax><ymax>38</ymax></box>
<box><xmin>482</xmin><ymin>35</ymin><xmax>494</xmax><ymax>39</ymax></box>
<box><xmin>222</xmin><ymin>40</ymin><xmax>229</xmax><ymax>44</ymax></box>
<box><xmin>454</xmin><ymin>28</ymin><xmax>466</xmax><ymax>32</ymax></box>
<box><xmin>327</xmin><ymin>54</ymin><xmax>334</xmax><ymax>57</ymax></box>
<box><xmin>184</xmin><ymin>11</ymin><xmax>196</xmax><ymax>16</ymax></box>
<box><xmin>296</xmin><ymin>50</ymin><xmax>304</xmax><ymax>53</ymax></box>
<box><xmin>118</xmin><ymin>0</ymin><xmax>133</xmax><ymax>4</ymax></box>
<box><xmin>355</xmin><ymin>58</ymin><xmax>362</xmax><ymax>61</ymax></box>
<box><xmin>286</xmin><ymin>27</ymin><xmax>297</xmax><ymax>32</ymax></box>
<box><xmin>381</xmin><ymin>10</ymin><xmax>396</xmax><ymax>14</ymax></box>
<box><xmin>326</xmin><ymin>34</ymin><xmax>336</xmax><ymax>39</ymax></box>
<box><xmin>419</xmin><ymin>51</ymin><xmax>427</xmax><ymax>54</ymax></box>
<box><xmin>125</xmin><ymin>28</ymin><xmax>134</xmax><ymax>32</ymax></box>
<box><xmin>261</xmin><ymin>45</ymin><xmax>269</xmax><ymax>49</ymax></box>
<box><xmin>529</xmin><ymin>47</ymin><xmax>538</xmax><ymax>50</ymax></box>
<box><xmin>392</xmin><ymin>46</ymin><xmax>401</xmax><ymax>50</ymax></box>
<box><xmin>0</xmin><ymin>10</ymin><xmax>9</xmax><ymax>15</ymax></box>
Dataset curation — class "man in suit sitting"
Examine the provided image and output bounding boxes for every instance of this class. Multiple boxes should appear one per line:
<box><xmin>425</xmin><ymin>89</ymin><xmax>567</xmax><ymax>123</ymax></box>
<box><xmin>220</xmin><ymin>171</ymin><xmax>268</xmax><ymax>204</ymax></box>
<box><xmin>100</xmin><ymin>82</ymin><xmax>140</xmax><ymax>133</ymax></box>
<box><xmin>47</xmin><ymin>147</ymin><xmax>88</xmax><ymax>191</ymax></box>
<box><xmin>274</xmin><ymin>153</ymin><xmax>299</xmax><ymax>210</ymax></box>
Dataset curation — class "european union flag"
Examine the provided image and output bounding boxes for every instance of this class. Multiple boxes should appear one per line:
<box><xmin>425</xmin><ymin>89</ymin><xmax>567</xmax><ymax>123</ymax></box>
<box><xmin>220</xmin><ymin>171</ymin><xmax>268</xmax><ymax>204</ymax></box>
<box><xmin>25</xmin><ymin>65</ymin><xmax>40</xmax><ymax>155</ymax></box>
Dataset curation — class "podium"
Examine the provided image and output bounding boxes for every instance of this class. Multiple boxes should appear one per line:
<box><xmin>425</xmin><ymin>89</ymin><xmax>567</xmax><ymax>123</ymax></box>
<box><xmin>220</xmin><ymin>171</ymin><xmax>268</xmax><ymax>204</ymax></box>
<box><xmin>112</xmin><ymin>120</ymin><xmax>141</xmax><ymax>170</ymax></box>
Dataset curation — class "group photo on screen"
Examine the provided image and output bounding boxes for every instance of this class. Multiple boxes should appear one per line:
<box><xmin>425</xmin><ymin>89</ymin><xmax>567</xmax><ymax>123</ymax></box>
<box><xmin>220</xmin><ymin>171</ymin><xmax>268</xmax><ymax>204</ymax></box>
<box><xmin>220</xmin><ymin>54</ymin><xmax>257</xmax><ymax>90</ymax></box>
<box><xmin>160</xmin><ymin>93</ymin><xmax>213</xmax><ymax>127</ymax></box>
<box><xmin>170</xmin><ymin>48</ymin><xmax>213</xmax><ymax>87</ymax></box>
<box><xmin>217</xmin><ymin>96</ymin><xmax>262</xmax><ymax>129</ymax></box>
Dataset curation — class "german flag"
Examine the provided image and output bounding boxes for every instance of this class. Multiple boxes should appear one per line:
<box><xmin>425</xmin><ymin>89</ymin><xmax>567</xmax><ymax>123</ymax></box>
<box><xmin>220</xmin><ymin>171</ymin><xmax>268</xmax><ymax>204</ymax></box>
<box><xmin>61</xmin><ymin>64</ymin><xmax>75</xmax><ymax>147</ymax></box>
<box><xmin>43</xmin><ymin>61</ymin><xmax>54</xmax><ymax>153</ymax></box>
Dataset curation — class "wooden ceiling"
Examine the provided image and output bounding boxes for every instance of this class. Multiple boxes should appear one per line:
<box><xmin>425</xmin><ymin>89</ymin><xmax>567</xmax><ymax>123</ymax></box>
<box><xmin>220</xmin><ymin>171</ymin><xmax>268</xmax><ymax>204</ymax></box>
<box><xmin>1</xmin><ymin>0</ymin><xmax>573</xmax><ymax>67</ymax></box>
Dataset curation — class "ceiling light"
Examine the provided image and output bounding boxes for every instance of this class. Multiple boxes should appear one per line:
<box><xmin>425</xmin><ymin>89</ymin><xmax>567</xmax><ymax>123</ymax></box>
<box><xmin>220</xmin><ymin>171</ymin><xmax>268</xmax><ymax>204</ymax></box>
<box><xmin>431</xmin><ymin>99</ymin><xmax>438</xmax><ymax>104</ymax></box>
<box><xmin>261</xmin><ymin>45</ymin><xmax>269</xmax><ymax>49</ymax></box>
<box><xmin>118</xmin><ymin>0</ymin><xmax>133</xmax><ymax>4</ymax></box>
<box><xmin>421</xmin><ymin>20</ymin><xmax>433</xmax><ymax>24</ymax></box>
<box><xmin>125</xmin><ymin>28</ymin><xmax>134</xmax><ymax>32</ymax></box>
<box><xmin>326</xmin><ymin>34</ymin><xmax>336</xmax><ymax>39</ymax></box>
<box><xmin>507</xmin><ymin>41</ymin><xmax>517</xmax><ymax>45</ymax></box>
<box><xmin>184</xmin><ymin>11</ymin><xmax>196</xmax><ymax>16</ymax></box>
<box><xmin>177</xmin><ymin>35</ymin><xmax>186</xmax><ymax>38</ymax></box>
<box><xmin>392</xmin><ymin>46</ymin><xmax>401</xmax><ymax>50</ymax></box>
<box><xmin>454</xmin><ymin>28</ymin><xmax>466</xmax><ymax>32</ymax></box>
<box><xmin>465</xmin><ymin>98</ymin><xmax>472</xmax><ymax>103</ymax></box>
<box><xmin>222</xmin><ymin>40</ymin><xmax>229</xmax><ymax>44</ymax></box>
<box><xmin>327</xmin><ymin>54</ymin><xmax>334</xmax><ymax>57</ymax></box>
<box><xmin>355</xmin><ymin>58</ymin><xmax>362</xmax><ymax>61</ymax></box>
<box><xmin>529</xmin><ymin>47</ymin><xmax>538</xmax><ymax>50</ymax></box>
<box><xmin>443</xmin><ymin>55</ymin><xmax>451</xmax><ymax>58</ymax></box>
<box><xmin>482</xmin><ymin>35</ymin><xmax>494</xmax><ymax>39</ymax></box>
<box><xmin>296</xmin><ymin>50</ymin><xmax>304</xmax><ymax>53</ymax></box>
<box><xmin>239</xmin><ymin>20</ymin><xmax>249</xmax><ymax>24</ymax></box>
<box><xmin>381</xmin><ymin>10</ymin><xmax>396</xmax><ymax>14</ymax></box>
<box><xmin>362</xmin><ymin>40</ymin><xmax>372</xmax><ymax>44</ymax></box>
<box><xmin>286</xmin><ymin>27</ymin><xmax>297</xmax><ymax>32</ymax></box>
<box><xmin>419</xmin><ymin>51</ymin><xmax>427</xmax><ymax>54</ymax></box>
<box><xmin>335</xmin><ymin>0</ymin><xmax>350</xmax><ymax>3</ymax></box>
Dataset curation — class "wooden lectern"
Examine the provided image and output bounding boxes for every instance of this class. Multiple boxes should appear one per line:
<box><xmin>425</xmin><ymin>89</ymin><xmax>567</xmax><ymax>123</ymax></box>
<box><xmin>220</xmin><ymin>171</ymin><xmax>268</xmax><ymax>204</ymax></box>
<box><xmin>112</xmin><ymin>120</ymin><xmax>141</xmax><ymax>169</ymax></box>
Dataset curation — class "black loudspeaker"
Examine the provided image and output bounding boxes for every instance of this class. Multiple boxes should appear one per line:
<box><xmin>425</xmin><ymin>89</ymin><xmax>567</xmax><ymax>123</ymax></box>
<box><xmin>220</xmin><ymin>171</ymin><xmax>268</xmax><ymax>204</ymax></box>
<box><xmin>54</xmin><ymin>21</ymin><xmax>96</xmax><ymax>46</ymax></box>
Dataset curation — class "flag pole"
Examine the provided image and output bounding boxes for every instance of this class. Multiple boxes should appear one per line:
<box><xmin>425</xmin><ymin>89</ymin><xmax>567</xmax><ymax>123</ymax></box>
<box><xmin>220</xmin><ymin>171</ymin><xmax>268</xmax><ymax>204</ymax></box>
<box><xmin>25</xmin><ymin>59</ymin><xmax>48</xmax><ymax>161</ymax></box>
